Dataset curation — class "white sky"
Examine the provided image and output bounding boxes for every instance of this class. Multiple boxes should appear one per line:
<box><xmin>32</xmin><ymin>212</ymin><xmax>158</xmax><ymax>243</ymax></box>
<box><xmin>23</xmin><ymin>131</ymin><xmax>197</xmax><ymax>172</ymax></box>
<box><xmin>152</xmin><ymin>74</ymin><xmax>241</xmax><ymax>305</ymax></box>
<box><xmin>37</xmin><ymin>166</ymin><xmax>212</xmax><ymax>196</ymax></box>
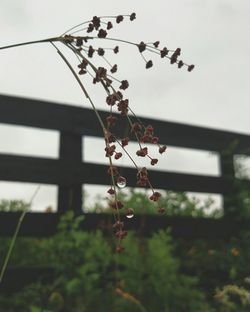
<box><xmin>0</xmin><ymin>0</ymin><xmax>249</xmax><ymax>211</ymax></box>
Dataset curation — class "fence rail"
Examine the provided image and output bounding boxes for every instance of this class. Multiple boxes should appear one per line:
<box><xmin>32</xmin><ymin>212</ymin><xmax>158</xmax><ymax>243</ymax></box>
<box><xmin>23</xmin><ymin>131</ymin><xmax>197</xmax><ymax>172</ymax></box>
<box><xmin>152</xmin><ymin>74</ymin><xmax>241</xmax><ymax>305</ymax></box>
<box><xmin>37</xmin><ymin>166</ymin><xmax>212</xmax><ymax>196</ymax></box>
<box><xmin>0</xmin><ymin>94</ymin><xmax>250</xmax><ymax>234</ymax></box>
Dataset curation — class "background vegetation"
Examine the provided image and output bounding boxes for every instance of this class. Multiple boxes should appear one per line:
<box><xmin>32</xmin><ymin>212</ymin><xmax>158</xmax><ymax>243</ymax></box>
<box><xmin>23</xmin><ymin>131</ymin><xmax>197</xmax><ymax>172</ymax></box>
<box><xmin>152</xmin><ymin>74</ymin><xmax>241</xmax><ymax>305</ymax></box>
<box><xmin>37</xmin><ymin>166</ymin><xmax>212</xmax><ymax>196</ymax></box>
<box><xmin>1</xmin><ymin>188</ymin><xmax>250</xmax><ymax>311</ymax></box>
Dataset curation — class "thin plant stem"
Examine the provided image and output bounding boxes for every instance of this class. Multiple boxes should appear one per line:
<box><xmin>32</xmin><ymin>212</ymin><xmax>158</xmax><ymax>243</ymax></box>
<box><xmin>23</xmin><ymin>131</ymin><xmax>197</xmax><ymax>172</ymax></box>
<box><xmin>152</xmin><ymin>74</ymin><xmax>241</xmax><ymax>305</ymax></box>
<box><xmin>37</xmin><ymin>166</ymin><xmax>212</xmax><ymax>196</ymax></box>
<box><xmin>0</xmin><ymin>37</ymin><xmax>60</xmax><ymax>51</ymax></box>
<box><xmin>0</xmin><ymin>185</ymin><xmax>41</xmax><ymax>284</ymax></box>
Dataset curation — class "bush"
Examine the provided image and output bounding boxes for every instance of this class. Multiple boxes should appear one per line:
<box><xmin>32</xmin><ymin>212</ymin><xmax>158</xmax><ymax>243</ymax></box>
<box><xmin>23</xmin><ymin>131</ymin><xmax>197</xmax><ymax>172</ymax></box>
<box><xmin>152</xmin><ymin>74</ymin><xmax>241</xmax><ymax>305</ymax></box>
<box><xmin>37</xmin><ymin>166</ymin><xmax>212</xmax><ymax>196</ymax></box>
<box><xmin>0</xmin><ymin>211</ymin><xmax>212</xmax><ymax>312</ymax></box>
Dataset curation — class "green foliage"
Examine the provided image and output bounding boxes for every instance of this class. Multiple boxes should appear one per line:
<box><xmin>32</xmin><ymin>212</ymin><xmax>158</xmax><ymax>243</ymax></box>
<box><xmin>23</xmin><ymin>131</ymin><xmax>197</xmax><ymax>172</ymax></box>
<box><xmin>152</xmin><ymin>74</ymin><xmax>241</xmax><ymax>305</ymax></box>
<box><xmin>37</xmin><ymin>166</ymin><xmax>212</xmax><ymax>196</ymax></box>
<box><xmin>88</xmin><ymin>188</ymin><xmax>222</xmax><ymax>218</ymax></box>
<box><xmin>0</xmin><ymin>211</ymin><xmax>212</xmax><ymax>312</ymax></box>
<box><xmin>0</xmin><ymin>199</ymin><xmax>30</xmax><ymax>212</ymax></box>
<box><xmin>215</xmin><ymin>278</ymin><xmax>250</xmax><ymax>312</ymax></box>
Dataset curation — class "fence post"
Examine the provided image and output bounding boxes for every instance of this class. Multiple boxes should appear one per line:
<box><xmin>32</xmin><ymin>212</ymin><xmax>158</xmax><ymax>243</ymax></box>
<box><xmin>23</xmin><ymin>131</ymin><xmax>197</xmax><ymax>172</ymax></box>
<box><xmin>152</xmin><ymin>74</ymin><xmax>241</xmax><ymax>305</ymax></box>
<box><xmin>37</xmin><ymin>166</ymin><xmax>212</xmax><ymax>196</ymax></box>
<box><xmin>58</xmin><ymin>132</ymin><xmax>82</xmax><ymax>214</ymax></box>
<box><xmin>219</xmin><ymin>151</ymin><xmax>238</xmax><ymax>217</ymax></box>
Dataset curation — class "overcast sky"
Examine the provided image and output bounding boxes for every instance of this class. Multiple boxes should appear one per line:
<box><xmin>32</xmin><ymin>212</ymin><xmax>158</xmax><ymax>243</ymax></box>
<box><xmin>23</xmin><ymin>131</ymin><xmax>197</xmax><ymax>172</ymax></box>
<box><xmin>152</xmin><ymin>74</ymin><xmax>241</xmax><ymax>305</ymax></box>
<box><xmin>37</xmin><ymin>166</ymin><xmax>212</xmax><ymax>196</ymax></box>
<box><xmin>0</xmin><ymin>0</ymin><xmax>249</xmax><ymax>211</ymax></box>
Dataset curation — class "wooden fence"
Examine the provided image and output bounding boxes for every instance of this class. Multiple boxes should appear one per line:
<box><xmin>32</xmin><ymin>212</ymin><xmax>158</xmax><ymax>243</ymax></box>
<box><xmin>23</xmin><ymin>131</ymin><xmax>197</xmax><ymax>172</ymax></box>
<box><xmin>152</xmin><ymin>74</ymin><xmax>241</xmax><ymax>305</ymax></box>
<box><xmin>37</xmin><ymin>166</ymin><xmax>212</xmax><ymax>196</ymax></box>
<box><xmin>1</xmin><ymin>94</ymin><xmax>250</xmax><ymax>292</ymax></box>
<box><xmin>0</xmin><ymin>93</ymin><xmax>250</xmax><ymax>238</ymax></box>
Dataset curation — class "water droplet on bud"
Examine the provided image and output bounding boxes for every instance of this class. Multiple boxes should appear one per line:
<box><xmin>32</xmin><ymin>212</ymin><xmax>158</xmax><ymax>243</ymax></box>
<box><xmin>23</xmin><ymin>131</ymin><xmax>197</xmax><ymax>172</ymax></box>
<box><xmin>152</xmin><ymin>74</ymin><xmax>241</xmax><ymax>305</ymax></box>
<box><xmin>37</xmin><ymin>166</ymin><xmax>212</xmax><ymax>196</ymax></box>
<box><xmin>126</xmin><ymin>208</ymin><xmax>134</xmax><ymax>219</ymax></box>
<box><xmin>117</xmin><ymin>176</ymin><xmax>126</xmax><ymax>188</ymax></box>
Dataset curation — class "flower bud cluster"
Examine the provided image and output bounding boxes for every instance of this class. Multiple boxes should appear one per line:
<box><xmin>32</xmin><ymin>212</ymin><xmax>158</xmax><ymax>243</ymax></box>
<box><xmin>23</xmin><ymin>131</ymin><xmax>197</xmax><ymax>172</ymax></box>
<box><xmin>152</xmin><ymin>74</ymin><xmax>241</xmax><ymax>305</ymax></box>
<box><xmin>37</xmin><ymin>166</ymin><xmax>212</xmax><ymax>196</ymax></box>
<box><xmin>58</xmin><ymin>13</ymin><xmax>195</xmax><ymax>253</ymax></box>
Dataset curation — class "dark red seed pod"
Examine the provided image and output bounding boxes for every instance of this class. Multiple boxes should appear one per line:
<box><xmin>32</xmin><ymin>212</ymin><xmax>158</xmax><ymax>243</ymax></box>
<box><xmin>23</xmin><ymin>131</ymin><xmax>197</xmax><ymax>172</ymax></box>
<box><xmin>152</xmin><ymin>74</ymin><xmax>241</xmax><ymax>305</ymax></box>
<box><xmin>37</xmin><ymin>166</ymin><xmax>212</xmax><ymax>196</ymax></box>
<box><xmin>151</xmin><ymin>158</ymin><xmax>158</xmax><ymax>166</ymax></box>
<box><xmin>138</xmin><ymin>41</ymin><xmax>146</xmax><ymax>53</ymax></box>
<box><xmin>160</xmin><ymin>47</ymin><xmax>168</xmax><ymax>58</ymax></box>
<box><xmin>146</xmin><ymin>60</ymin><xmax>153</xmax><ymax>69</ymax></box>
<box><xmin>107</xmin><ymin>134</ymin><xmax>116</xmax><ymax>143</ymax></box>
<box><xmin>115</xmin><ymin>230</ymin><xmax>128</xmax><ymax>239</ymax></box>
<box><xmin>117</xmin><ymin>99</ymin><xmax>129</xmax><ymax>115</ymax></box>
<box><xmin>114</xmin><ymin>46</ymin><xmax>119</xmax><ymax>54</ymax></box>
<box><xmin>121</xmin><ymin>137</ymin><xmax>129</xmax><ymax>147</ymax></box>
<box><xmin>107</xmin><ymin>188</ymin><xmax>115</xmax><ymax>195</ymax></box>
<box><xmin>178</xmin><ymin>60</ymin><xmax>184</xmax><ymax>68</ymax></box>
<box><xmin>92</xmin><ymin>16</ymin><xmax>101</xmax><ymax>29</ymax></box>
<box><xmin>107</xmin><ymin>166</ymin><xmax>119</xmax><ymax>176</ymax></box>
<box><xmin>136</xmin><ymin>147</ymin><xmax>148</xmax><ymax>157</ymax></box>
<box><xmin>158</xmin><ymin>207</ymin><xmax>166</xmax><ymax>214</ymax></box>
<box><xmin>110</xmin><ymin>64</ymin><xmax>118</xmax><ymax>73</ymax></box>
<box><xmin>116</xmin><ymin>15</ymin><xmax>124</xmax><ymax>23</ymax></box>
<box><xmin>88</xmin><ymin>45</ymin><xmax>95</xmax><ymax>58</ymax></box>
<box><xmin>140</xmin><ymin>134</ymin><xmax>150</xmax><ymax>143</ymax></box>
<box><xmin>87</xmin><ymin>23</ymin><xmax>94</xmax><ymax>33</ymax></box>
<box><xmin>153</xmin><ymin>41</ymin><xmax>160</xmax><ymax>48</ymax></box>
<box><xmin>115</xmin><ymin>152</ymin><xmax>122</xmax><ymax>160</ymax></box>
<box><xmin>116</xmin><ymin>245</ymin><xmax>125</xmax><ymax>253</ymax></box>
<box><xmin>145</xmin><ymin>125</ymin><xmax>154</xmax><ymax>134</ymax></box>
<box><xmin>112</xmin><ymin>220</ymin><xmax>124</xmax><ymax>230</ymax></box>
<box><xmin>151</xmin><ymin>136</ymin><xmax>159</xmax><ymax>144</ymax></box>
<box><xmin>170</xmin><ymin>54</ymin><xmax>177</xmax><ymax>64</ymax></box>
<box><xmin>111</xmin><ymin>200</ymin><xmax>124</xmax><ymax>209</ymax></box>
<box><xmin>119</xmin><ymin>80</ymin><xmax>129</xmax><ymax>90</ymax></box>
<box><xmin>188</xmin><ymin>64</ymin><xmax>195</xmax><ymax>72</ymax></box>
<box><xmin>78</xmin><ymin>59</ymin><xmax>88</xmax><ymax>69</ymax></box>
<box><xmin>159</xmin><ymin>145</ymin><xmax>167</xmax><ymax>154</ymax></box>
<box><xmin>130</xmin><ymin>12</ymin><xmax>136</xmax><ymax>21</ymax></box>
<box><xmin>106</xmin><ymin>115</ymin><xmax>117</xmax><ymax>127</ymax></box>
<box><xmin>78</xmin><ymin>69</ymin><xmax>87</xmax><ymax>75</ymax></box>
<box><xmin>131</xmin><ymin>122</ymin><xmax>142</xmax><ymax>132</ymax></box>
<box><xmin>149</xmin><ymin>191</ymin><xmax>161</xmax><ymax>201</ymax></box>
<box><xmin>107</xmin><ymin>21</ymin><xmax>113</xmax><ymax>30</ymax></box>
<box><xmin>98</xmin><ymin>29</ymin><xmax>107</xmax><ymax>38</ymax></box>
<box><xmin>97</xmin><ymin>48</ymin><xmax>105</xmax><ymax>56</ymax></box>
<box><xmin>175</xmin><ymin>48</ymin><xmax>181</xmax><ymax>56</ymax></box>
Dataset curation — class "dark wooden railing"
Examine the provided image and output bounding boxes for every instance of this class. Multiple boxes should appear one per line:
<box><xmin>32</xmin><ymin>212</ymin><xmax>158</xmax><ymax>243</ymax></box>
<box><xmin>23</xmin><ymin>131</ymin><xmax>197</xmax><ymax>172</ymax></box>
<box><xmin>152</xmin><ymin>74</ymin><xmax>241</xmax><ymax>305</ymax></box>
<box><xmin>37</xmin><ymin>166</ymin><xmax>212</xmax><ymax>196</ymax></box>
<box><xmin>2</xmin><ymin>94</ymin><xmax>250</xmax><ymax>292</ymax></box>
<box><xmin>0</xmin><ymin>93</ymin><xmax>250</xmax><ymax>238</ymax></box>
